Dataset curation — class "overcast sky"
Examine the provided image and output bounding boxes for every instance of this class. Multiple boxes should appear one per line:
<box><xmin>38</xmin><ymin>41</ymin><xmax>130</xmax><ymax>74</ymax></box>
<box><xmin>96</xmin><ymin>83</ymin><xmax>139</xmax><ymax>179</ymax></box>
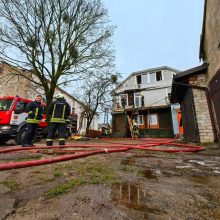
<box><xmin>103</xmin><ymin>0</ymin><xmax>205</xmax><ymax>77</ymax></box>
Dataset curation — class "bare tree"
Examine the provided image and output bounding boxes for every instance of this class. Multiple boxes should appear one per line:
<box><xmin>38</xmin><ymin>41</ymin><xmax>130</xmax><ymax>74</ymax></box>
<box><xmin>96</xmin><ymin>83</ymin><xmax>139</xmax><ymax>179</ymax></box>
<box><xmin>75</xmin><ymin>69</ymin><xmax>118</xmax><ymax>135</ymax></box>
<box><xmin>0</xmin><ymin>0</ymin><xmax>115</xmax><ymax>109</ymax></box>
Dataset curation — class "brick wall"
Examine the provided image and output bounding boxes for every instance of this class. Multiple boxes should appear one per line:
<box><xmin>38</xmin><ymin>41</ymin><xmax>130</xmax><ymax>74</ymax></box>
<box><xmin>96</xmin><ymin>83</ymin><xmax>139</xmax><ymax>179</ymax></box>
<box><xmin>190</xmin><ymin>74</ymin><xmax>214</xmax><ymax>142</ymax></box>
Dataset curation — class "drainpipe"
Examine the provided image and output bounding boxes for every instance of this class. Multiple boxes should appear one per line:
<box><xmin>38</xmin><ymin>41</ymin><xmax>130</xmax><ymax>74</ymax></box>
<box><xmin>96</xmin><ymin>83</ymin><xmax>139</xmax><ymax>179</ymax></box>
<box><xmin>173</xmin><ymin>81</ymin><xmax>218</xmax><ymax>141</ymax></box>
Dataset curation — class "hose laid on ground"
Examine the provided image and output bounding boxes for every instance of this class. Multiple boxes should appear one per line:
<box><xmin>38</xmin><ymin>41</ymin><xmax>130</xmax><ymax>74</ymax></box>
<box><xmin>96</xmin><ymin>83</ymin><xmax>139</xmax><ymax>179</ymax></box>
<box><xmin>0</xmin><ymin>138</ymin><xmax>205</xmax><ymax>170</ymax></box>
<box><xmin>99</xmin><ymin>138</ymin><xmax>205</xmax><ymax>152</ymax></box>
<box><xmin>0</xmin><ymin>146</ymin><xmax>129</xmax><ymax>170</ymax></box>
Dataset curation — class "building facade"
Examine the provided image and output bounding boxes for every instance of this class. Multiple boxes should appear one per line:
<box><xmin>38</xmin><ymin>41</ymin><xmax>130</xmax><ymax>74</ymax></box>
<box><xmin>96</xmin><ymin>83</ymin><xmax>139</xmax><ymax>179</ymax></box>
<box><xmin>171</xmin><ymin>64</ymin><xmax>215</xmax><ymax>143</ymax></box>
<box><xmin>0</xmin><ymin>62</ymin><xmax>98</xmax><ymax>134</ymax></box>
<box><xmin>112</xmin><ymin>66</ymin><xmax>179</xmax><ymax>138</ymax></box>
<box><xmin>171</xmin><ymin>0</ymin><xmax>220</xmax><ymax>143</ymax></box>
<box><xmin>200</xmin><ymin>0</ymin><xmax>220</xmax><ymax>141</ymax></box>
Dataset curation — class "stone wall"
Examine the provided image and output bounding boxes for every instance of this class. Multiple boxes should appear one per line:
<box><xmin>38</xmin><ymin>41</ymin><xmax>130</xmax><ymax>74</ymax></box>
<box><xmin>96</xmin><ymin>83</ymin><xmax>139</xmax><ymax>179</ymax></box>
<box><xmin>190</xmin><ymin>74</ymin><xmax>215</xmax><ymax>142</ymax></box>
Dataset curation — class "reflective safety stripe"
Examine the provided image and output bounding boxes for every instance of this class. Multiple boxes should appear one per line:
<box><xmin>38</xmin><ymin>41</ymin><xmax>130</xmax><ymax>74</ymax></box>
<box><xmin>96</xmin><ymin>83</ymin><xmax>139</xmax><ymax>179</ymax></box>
<box><xmin>59</xmin><ymin>138</ymin><xmax>65</xmax><ymax>141</ymax></box>
<box><xmin>35</xmin><ymin>108</ymin><xmax>39</xmax><ymax>119</ymax></box>
<box><xmin>51</xmin><ymin>104</ymin><xmax>56</xmax><ymax>120</ymax></box>
<box><xmin>50</xmin><ymin>104</ymin><xmax>66</xmax><ymax>123</ymax></box>
<box><xmin>26</xmin><ymin>119</ymin><xmax>39</xmax><ymax>123</ymax></box>
<box><xmin>26</xmin><ymin>107</ymin><xmax>39</xmax><ymax>124</ymax></box>
<box><xmin>62</xmin><ymin>105</ymin><xmax>66</xmax><ymax>120</ymax></box>
<box><xmin>46</xmin><ymin>139</ymin><xmax>53</xmax><ymax>141</ymax></box>
<box><xmin>50</xmin><ymin>118</ymin><xmax>66</xmax><ymax>123</ymax></box>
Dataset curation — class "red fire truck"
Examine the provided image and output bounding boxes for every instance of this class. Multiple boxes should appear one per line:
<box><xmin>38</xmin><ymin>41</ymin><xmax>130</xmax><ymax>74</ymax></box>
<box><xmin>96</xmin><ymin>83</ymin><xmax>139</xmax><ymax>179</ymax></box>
<box><xmin>0</xmin><ymin>96</ymin><xmax>47</xmax><ymax>144</ymax></box>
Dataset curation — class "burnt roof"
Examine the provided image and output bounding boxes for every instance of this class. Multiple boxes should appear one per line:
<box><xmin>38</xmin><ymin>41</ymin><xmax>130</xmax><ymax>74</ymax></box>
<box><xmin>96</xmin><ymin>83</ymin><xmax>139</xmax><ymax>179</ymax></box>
<box><xmin>174</xmin><ymin>63</ymin><xmax>208</xmax><ymax>81</ymax></box>
<box><xmin>170</xmin><ymin>63</ymin><xmax>208</xmax><ymax>103</ymax></box>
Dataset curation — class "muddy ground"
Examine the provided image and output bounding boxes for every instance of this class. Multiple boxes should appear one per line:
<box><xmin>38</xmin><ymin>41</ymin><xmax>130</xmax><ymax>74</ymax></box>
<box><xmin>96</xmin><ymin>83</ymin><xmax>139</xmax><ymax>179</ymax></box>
<box><xmin>0</xmin><ymin>139</ymin><xmax>220</xmax><ymax>220</ymax></box>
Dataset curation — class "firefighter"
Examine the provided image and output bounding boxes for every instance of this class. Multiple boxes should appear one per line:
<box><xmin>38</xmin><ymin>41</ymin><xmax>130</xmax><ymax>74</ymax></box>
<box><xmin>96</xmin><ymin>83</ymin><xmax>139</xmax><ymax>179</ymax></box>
<box><xmin>46</xmin><ymin>94</ymin><xmax>70</xmax><ymax>146</ymax></box>
<box><xmin>22</xmin><ymin>95</ymin><xmax>44</xmax><ymax>147</ymax></box>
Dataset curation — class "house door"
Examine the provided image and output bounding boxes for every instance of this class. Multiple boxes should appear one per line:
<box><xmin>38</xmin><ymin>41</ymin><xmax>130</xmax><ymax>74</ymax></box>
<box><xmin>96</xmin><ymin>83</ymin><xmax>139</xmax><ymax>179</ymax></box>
<box><xmin>209</xmin><ymin>69</ymin><xmax>220</xmax><ymax>140</ymax></box>
<box><xmin>181</xmin><ymin>88</ymin><xmax>199</xmax><ymax>142</ymax></box>
<box><xmin>112</xmin><ymin>113</ymin><xmax>128</xmax><ymax>137</ymax></box>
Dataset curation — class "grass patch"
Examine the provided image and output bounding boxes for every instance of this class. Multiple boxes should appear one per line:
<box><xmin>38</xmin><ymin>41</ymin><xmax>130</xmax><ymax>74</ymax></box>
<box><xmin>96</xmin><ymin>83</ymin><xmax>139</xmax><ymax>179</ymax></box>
<box><xmin>45</xmin><ymin>178</ymin><xmax>85</xmax><ymax>197</ymax></box>
<box><xmin>14</xmin><ymin>155</ymin><xmax>42</xmax><ymax>162</ymax></box>
<box><xmin>53</xmin><ymin>172</ymin><xmax>64</xmax><ymax>177</ymax></box>
<box><xmin>3</xmin><ymin>178</ymin><xmax>19</xmax><ymax>190</ymax></box>
<box><xmin>76</xmin><ymin>163</ymin><xmax>118</xmax><ymax>182</ymax></box>
<box><xmin>55</xmin><ymin>163</ymin><xmax>75</xmax><ymax>170</ymax></box>
<box><xmin>121</xmin><ymin>164</ymin><xmax>144</xmax><ymax>177</ymax></box>
<box><xmin>38</xmin><ymin>176</ymin><xmax>55</xmax><ymax>182</ymax></box>
<box><xmin>46</xmin><ymin>163</ymin><xmax>118</xmax><ymax>198</ymax></box>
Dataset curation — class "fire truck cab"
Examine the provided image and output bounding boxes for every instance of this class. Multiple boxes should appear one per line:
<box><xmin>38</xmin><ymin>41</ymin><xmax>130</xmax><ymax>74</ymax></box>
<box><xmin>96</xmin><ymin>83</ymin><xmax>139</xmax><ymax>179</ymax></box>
<box><xmin>0</xmin><ymin>96</ymin><xmax>47</xmax><ymax>144</ymax></box>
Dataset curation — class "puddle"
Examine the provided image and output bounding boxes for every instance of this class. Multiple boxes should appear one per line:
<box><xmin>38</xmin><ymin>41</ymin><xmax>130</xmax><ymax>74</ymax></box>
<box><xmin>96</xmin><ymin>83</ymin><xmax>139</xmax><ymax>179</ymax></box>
<box><xmin>111</xmin><ymin>182</ymin><xmax>166</xmax><ymax>217</ymax></box>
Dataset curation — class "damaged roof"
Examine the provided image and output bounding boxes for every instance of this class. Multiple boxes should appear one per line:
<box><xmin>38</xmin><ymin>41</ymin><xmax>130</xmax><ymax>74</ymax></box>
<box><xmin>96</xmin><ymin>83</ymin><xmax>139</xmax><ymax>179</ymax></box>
<box><xmin>174</xmin><ymin>63</ymin><xmax>208</xmax><ymax>81</ymax></box>
<box><xmin>170</xmin><ymin>63</ymin><xmax>208</xmax><ymax>103</ymax></box>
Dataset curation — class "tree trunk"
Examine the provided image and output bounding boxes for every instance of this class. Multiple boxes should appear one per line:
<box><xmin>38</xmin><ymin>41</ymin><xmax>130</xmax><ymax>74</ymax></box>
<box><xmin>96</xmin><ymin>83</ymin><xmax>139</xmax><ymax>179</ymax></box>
<box><xmin>86</xmin><ymin>123</ymin><xmax>90</xmax><ymax>136</ymax></box>
<box><xmin>45</xmin><ymin>87</ymin><xmax>56</xmax><ymax>121</ymax></box>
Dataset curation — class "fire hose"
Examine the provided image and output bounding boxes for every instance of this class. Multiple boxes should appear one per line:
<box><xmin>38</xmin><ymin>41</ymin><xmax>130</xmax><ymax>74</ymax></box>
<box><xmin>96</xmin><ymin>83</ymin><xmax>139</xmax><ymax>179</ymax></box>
<box><xmin>0</xmin><ymin>138</ymin><xmax>205</xmax><ymax>170</ymax></box>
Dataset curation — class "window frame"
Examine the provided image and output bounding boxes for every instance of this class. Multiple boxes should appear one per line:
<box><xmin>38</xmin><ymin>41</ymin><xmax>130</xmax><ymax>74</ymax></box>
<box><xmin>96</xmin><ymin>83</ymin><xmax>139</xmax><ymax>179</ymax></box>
<box><xmin>147</xmin><ymin>113</ymin><xmax>159</xmax><ymax>128</ymax></box>
<box><xmin>134</xmin><ymin>92</ymin><xmax>142</xmax><ymax>107</ymax></box>
<box><xmin>15</xmin><ymin>101</ymin><xmax>27</xmax><ymax>113</ymax></box>
<box><xmin>139</xmin><ymin>71</ymin><xmax>163</xmax><ymax>84</ymax></box>
<box><xmin>0</xmin><ymin>99</ymin><xmax>14</xmax><ymax>111</ymax></box>
<box><xmin>134</xmin><ymin>114</ymin><xmax>144</xmax><ymax>125</ymax></box>
<box><xmin>136</xmin><ymin>75</ymin><xmax>142</xmax><ymax>85</ymax></box>
<box><xmin>120</xmin><ymin>94</ymin><xmax>128</xmax><ymax>108</ymax></box>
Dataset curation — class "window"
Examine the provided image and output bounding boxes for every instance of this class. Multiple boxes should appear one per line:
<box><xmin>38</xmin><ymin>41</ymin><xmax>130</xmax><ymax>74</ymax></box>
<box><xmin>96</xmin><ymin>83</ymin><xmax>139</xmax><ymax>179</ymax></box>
<box><xmin>141</xmin><ymin>71</ymin><xmax>163</xmax><ymax>84</ymax></box>
<box><xmin>134</xmin><ymin>114</ymin><xmax>143</xmax><ymax>125</ymax></box>
<box><xmin>156</xmin><ymin>71</ymin><xmax>162</xmax><ymax>81</ymax></box>
<box><xmin>15</xmin><ymin>101</ymin><xmax>27</xmax><ymax>113</ymax></box>
<box><xmin>134</xmin><ymin>93</ymin><xmax>141</xmax><ymax>107</ymax></box>
<box><xmin>149</xmin><ymin>72</ymin><xmax>156</xmax><ymax>83</ymax></box>
<box><xmin>142</xmin><ymin>74</ymin><xmax>148</xmax><ymax>84</ymax></box>
<box><xmin>0</xmin><ymin>99</ymin><xmax>13</xmax><ymax>111</ymax></box>
<box><xmin>120</xmin><ymin>94</ymin><xmax>127</xmax><ymax>108</ymax></box>
<box><xmin>147</xmin><ymin>114</ymin><xmax>159</xmax><ymax>128</ymax></box>
<box><xmin>136</xmin><ymin>75</ymin><xmax>142</xmax><ymax>85</ymax></box>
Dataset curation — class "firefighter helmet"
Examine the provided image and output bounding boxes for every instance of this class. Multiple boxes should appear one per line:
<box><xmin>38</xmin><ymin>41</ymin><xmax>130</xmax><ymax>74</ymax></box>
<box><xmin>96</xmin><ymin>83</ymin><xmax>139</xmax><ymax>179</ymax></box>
<box><xmin>56</xmin><ymin>94</ymin><xmax>65</xmax><ymax>99</ymax></box>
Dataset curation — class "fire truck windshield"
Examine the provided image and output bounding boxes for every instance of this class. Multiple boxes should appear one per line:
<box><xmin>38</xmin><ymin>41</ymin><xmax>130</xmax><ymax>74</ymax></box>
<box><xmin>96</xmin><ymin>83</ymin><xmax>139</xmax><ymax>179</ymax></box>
<box><xmin>0</xmin><ymin>99</ymin><xmax>13</xmax><ymax>111</ymax></box>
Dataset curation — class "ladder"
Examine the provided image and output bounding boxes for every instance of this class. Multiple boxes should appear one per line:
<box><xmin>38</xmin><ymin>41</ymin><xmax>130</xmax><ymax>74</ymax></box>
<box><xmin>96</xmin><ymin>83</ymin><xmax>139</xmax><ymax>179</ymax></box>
<box><xmin>127</xmin><ymin>114</ymin><xmax>140</xmax><ymax>138</ymax></box>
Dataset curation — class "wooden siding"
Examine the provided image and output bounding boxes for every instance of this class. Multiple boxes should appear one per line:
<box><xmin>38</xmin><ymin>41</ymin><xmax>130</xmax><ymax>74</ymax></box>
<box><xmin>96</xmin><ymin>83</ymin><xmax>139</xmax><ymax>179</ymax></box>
<box><xmin>209</xmin><ymin>69</ymin><xmax>220</xmax><ymax>139</ymax></box>
<box><xmin>112</xmin><ymin>113</ymin><xmax>128</xmax><ymax>137</ymax></box>
<box><xmin>181</xmin><ymin>88</ymin><xmax>199</xmax><ymax>142</ymax></box>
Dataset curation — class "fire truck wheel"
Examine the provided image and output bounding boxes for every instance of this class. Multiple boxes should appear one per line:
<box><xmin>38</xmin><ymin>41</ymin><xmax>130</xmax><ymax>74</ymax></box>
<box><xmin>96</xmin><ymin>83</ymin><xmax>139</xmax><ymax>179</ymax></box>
<box><xmin>16</xmin><ymin>127</ymin><xmax>26</xmax><ymax>145</ymax></box>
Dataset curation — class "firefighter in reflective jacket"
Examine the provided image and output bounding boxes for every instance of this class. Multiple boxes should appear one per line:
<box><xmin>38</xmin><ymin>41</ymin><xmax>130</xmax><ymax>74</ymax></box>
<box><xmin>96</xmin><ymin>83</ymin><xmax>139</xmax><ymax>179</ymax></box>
<box><xmin>22</xmin><ymin>95</ymin><xmax>44</xmax><ymax>147</ymax></box>
<box><xmin>46</xmin><ymin>94</ymin><xmax>71</xmax><ymax>146</ymax></box>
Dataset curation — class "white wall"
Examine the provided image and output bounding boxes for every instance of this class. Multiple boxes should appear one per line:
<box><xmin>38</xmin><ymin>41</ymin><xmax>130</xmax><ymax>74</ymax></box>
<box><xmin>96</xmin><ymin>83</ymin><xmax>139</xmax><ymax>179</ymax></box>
<box><xmin>113</xmin><ymin>67</ymin><xmax>176</xmax><ymax>109</ymax></box>
<box><xmin>114</xmin><ymin>69</ymin><xmax>176</xmax><ymax>94</ymax></box>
